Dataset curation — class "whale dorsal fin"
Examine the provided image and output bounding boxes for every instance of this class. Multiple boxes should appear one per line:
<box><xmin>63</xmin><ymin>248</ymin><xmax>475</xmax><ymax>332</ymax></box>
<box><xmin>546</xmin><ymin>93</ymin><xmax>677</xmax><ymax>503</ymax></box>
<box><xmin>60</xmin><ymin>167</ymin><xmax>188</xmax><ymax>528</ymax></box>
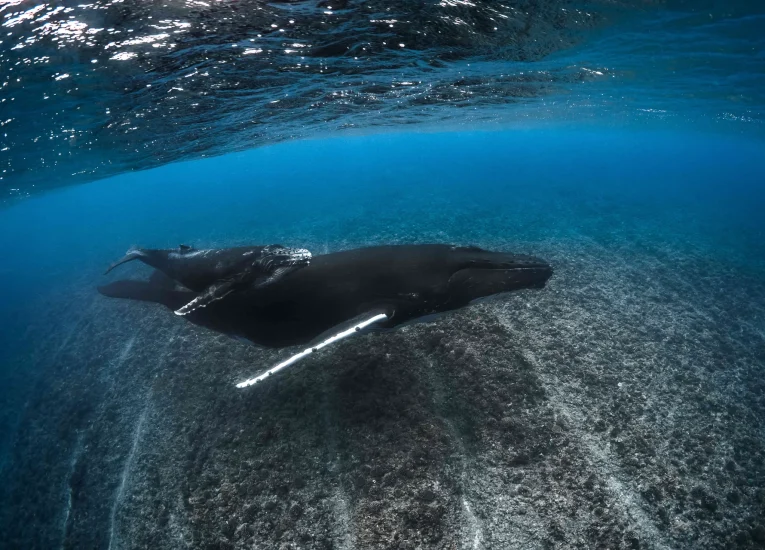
<box><xmin>179</xmin><ymin>244</ymin><xmax>193</xmax><ymax>251</ymax></box>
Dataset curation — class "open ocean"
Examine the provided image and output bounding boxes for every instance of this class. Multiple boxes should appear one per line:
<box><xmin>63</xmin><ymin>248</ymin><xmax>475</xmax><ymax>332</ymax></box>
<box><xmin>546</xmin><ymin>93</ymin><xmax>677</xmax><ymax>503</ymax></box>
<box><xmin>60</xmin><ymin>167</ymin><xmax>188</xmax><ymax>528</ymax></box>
<box><xmin>1</xmin><ymin>1</ymin><xmax>764</xmax><ymax>549</ymax></box>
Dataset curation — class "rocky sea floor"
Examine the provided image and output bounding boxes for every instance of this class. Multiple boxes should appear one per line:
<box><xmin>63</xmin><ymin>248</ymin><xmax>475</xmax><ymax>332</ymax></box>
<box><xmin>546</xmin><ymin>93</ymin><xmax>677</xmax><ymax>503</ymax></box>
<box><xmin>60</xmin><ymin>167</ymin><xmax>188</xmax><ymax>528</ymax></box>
<box><xmin>1</xmin><ymin>192</ymin><xmax>764</xmax><ymax>549</ymax></box>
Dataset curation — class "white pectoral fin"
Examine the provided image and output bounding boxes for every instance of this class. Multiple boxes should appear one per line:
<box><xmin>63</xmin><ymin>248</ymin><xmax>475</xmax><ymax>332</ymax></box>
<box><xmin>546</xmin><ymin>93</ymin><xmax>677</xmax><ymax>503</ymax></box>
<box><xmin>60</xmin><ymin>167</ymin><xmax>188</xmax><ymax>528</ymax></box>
<box><xmin>251</xmin><ymin>266</ymin><xmax>295</xmax><ymax>289</ymax></box>
<box><xmin>177</xmin><ymin>267</ymin><xmax>298</xmax><ymax>316</ymax></box>
<box><xmin>174</xmin><ymin>280</ymin><xmax>236</xmax><ymax>316</ymax></box>
<box><xmin>235</xmin><ymin>312</ymin><xmax>390</xmax><ymax>389</ymax></box>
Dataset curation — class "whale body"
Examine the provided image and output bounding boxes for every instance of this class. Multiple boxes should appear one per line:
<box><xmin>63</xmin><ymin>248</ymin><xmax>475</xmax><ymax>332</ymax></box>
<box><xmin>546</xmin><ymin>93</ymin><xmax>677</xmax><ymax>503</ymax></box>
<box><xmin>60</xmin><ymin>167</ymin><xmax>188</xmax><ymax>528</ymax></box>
<box><xmin>99</xmin><ymin>244</ymin><xmax>552</xmax><ymax>348</ymax></box>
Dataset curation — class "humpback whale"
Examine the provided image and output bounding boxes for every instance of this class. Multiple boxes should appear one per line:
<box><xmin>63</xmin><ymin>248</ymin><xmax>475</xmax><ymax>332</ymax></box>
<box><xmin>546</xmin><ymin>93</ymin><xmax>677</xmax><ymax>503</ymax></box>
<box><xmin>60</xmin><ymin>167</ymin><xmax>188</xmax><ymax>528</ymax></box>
<box><xmin>105</xmin><ymin>244</ymin><xmax>311</xmax><ymax>315</ymax></box>
<box><xmin>99</xmin><ymin>244</ymin><xmax>552</xmax><ymax>387</ymax></box>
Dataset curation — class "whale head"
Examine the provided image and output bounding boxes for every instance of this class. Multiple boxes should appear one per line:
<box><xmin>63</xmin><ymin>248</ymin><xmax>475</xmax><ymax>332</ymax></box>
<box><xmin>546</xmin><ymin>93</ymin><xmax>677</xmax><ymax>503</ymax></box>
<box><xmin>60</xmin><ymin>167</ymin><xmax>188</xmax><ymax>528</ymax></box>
<box><xmin>349</xmin><ymin>245</ymin><xmax>552</xmax><ymax>327</ymax></box>
<box><xmin>445</xmin><ymin>247</ymin><xmax>553</xmax><ymax>304</ymax></box>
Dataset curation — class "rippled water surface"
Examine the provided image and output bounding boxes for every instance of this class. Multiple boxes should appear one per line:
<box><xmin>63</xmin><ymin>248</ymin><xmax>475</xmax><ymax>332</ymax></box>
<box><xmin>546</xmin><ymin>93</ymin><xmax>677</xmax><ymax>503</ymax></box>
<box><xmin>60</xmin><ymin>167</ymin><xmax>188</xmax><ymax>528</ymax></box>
<box><xmin>1</xmin><ymin>0</ymin><xmax>764</xmax><ymax>198</ymax></box>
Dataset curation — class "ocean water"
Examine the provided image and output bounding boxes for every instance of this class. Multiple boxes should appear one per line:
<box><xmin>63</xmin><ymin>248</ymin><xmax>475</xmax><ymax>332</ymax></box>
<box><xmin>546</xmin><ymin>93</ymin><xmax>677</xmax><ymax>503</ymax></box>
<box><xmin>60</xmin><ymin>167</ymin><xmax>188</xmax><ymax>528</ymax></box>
<box><xmin>1</xmin><ymin>1</ymin><xmax>765</xmax><ymax>549</ymax></box>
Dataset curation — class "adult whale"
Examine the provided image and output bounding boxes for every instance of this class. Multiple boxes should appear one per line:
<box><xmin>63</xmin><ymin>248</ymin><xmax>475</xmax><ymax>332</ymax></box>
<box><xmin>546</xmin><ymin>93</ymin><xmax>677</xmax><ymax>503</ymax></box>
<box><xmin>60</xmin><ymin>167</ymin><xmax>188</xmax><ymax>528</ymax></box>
<box><xmin>99</xmin><ymin>244</ymin><xmax>553</xmax><ymax>387</ymax></box>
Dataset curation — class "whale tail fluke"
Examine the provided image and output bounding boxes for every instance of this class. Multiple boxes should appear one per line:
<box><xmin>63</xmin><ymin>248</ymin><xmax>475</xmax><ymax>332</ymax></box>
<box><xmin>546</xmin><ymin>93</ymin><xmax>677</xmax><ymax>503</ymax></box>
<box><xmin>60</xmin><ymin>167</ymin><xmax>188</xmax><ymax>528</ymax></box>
<box><xmin>104</xmin><ymin>247</ymin><xmax>146</xmax><ymax>275</ymax></box>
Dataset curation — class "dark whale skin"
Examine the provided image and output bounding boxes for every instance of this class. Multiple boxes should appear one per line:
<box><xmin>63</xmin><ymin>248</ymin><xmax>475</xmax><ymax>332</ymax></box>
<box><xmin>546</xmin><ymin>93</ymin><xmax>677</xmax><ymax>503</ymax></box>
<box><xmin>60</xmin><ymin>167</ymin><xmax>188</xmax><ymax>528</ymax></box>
<box><xmin>99</xmin><ymin>244</ymin><xmax>553</xmax><ymax>348</ymax></box>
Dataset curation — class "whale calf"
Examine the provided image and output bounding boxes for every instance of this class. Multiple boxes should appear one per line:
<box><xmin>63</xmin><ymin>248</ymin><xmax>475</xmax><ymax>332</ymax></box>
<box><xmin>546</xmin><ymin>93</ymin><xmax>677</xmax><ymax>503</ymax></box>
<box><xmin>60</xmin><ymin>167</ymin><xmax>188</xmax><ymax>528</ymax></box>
<box><xmin>99</xmin><ymin>244</ymin><xmax>552</xmax><ymax>387</ymax></box>
<box><xmin>105</xmin><ymin>243</ymin><xmax>311</xmax><ymax>315</ymax></box>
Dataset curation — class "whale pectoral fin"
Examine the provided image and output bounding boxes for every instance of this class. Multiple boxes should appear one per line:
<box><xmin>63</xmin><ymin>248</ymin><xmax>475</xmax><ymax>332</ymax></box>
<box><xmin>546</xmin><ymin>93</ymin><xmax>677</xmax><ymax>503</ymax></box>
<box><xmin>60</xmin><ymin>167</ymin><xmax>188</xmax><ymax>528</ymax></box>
<box><xmin>174</xmin><ymin>279</ymin><xmax>238</xmax><ymax>316</ymax></box>
<box><xmin>235</xmin><ymin>310</ymin><xmax>392</xmax><ymax>389</ymax></box>
<box><xmin>175</xmin><ymin>265</ymin><xmax>302</xmax><ymax>316</ymax></box>
<box><xmin>306</xmin><ymin>307</ymin><xmax>394</xmax><ymax>347</ymax></box>
<box><xmin>251</xmin><ymin>266</ymin><xmax>299</xmax><ymax>288</ymax></box>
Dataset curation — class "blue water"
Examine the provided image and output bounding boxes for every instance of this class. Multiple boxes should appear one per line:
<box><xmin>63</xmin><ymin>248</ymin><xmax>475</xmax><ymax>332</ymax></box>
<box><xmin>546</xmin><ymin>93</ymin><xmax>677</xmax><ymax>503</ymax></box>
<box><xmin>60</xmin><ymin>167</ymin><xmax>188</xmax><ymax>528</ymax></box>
<box><xmin>2</xmin><ymin>1</ymin><xmax>765</xmax><ymax>548</ymax></box>
<box><xmin>2</xmin><ymin>126</ymin><xmax>763</xmax><ymax>430</ymax></box>
<box><xmin>2</xmin><ymin>129</ymin><xmax>763</xmax><ymax>336</ymax></box>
